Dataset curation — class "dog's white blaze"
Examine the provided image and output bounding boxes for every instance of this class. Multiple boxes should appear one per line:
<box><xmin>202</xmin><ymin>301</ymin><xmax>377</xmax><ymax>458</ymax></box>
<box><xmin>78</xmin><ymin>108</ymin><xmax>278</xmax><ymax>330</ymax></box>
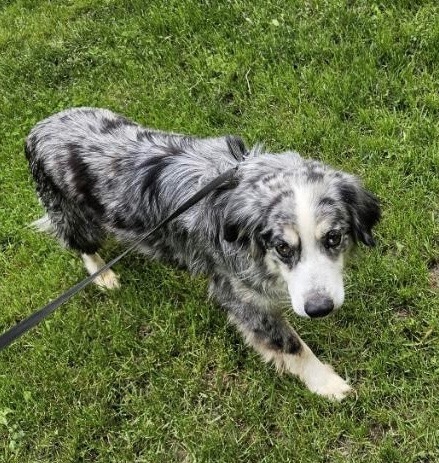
<box><xmin>282</xmin><ymin>186</ymin><xmax>345</xmax><ymax>317</ymax></box>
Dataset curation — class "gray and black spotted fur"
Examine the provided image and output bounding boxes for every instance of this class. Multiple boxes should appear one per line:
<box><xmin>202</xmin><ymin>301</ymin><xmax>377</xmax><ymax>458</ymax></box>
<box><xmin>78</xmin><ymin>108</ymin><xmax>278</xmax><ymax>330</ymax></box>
<box><xmin>25</xmin><ymin>107</ymin><xmax>380</xmax><ymax>399</ymax></box>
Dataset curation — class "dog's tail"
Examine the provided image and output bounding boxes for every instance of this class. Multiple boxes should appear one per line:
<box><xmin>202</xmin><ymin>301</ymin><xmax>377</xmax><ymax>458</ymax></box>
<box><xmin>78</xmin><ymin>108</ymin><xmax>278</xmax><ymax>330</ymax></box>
<box><xmin>31</xmin><ymin>214</ymin><xmax>54</xmax><ymax>233</ymax></box>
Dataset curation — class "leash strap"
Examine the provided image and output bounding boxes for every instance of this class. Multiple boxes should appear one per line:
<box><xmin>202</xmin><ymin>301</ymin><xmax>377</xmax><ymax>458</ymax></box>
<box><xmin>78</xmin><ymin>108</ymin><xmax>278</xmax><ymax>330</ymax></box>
<box><xmin>0</xmin><ymin>165</ymin><xmax>239</xmax><ymax>351</ymax></box>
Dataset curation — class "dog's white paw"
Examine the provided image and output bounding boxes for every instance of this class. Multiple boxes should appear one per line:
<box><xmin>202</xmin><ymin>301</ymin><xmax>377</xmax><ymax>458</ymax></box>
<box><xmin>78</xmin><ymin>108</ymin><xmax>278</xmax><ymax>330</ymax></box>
<box><xmin>82</xmin><ymin>253</ymin><xmax>121</xmax><ymax>290</ymax></box>
<box><xmin>94</xmin><ymin>269</ymin><xmax>121</xmax><ymax>290</ymax></box>
<box><xmin>305</xmin><ymin>364</ymin><xmax>352</xmax><ymax>401</ymax></box>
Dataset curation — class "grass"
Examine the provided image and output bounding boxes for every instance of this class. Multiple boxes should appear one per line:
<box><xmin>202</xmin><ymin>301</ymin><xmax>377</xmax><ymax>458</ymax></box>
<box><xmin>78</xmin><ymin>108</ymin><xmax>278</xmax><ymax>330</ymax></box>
<box><xmin>1</xmin><ymin>0</ymin><xmax>439</xmax><ymax>461</ymax></box>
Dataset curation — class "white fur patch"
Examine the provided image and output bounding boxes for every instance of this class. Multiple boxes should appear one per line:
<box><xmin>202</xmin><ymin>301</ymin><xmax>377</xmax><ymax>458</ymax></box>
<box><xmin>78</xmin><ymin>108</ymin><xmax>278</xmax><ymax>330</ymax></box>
<box><xmin>82</xmin><ymin>253</ymin><xmax>120</xmax><ymax>290</ymax></box>
<box><xmin>292</xmin><ymin>343</ymin><xmax>352</xmax><ymax>400</ymax></box>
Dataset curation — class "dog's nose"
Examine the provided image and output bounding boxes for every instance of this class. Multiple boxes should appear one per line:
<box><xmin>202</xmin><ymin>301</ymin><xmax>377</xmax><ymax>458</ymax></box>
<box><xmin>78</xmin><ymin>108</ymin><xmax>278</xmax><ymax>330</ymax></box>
<box><xmin>304</xmin><ymin>296</ymin><xmax>334</xmax><ymax>318</ymax></box>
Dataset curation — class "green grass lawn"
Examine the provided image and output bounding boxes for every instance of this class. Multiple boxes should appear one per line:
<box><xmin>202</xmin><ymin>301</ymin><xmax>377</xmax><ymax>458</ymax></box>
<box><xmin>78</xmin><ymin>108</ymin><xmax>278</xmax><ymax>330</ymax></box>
<box><xmin>1</xmin><ymin>0</ymin><xmax>439</xmax><ymax>461</ymax></box>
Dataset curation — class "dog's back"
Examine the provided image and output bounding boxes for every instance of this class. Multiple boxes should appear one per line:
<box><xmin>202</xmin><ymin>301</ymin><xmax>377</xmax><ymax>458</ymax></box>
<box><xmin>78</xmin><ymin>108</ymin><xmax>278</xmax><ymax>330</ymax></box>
<box><xmin>25</xmin><ymin>107</ymin><xmax>242</xmax><ymax>261</ymax></box>
<box><xmin>26</xmin><ymin>107</ymin><xmax>235</xmax><ymax>202</ymax></box>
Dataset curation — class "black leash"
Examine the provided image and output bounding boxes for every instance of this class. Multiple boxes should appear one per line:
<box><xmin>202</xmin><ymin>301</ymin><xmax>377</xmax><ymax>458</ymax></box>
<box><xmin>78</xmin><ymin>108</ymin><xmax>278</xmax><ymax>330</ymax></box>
<box><xmin>0</xmin><ymin>165</ymin><xmax>239</xmax><ymax>351</ymax></box>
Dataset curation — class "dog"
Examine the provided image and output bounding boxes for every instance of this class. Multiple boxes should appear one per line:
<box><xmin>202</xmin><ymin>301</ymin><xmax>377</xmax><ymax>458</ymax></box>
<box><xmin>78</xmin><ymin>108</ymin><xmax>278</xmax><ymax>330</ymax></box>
<box><xmin>25</xmin><ymin>107</ymin><xmax>380</xmax><ymax>400</ymax></box>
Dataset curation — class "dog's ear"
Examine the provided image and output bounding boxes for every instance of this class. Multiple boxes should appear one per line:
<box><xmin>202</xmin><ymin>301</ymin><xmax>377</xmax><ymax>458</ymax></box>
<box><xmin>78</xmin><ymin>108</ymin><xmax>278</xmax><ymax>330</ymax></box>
<box><xmin>338</xmin><ymin>180</ymin><xmax>381</xmax><ymax>246</ymax></box>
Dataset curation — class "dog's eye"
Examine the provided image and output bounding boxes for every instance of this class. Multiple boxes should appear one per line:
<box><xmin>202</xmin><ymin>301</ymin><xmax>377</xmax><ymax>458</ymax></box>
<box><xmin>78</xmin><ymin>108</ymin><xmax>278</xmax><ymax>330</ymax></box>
<box><xmin>324</xmin><ymin>230</ymin><xmax>342</xmax><ymax>248</ymax></box>
<box><xmin>275</xmin><ymin>242</ymin><xmax>295</xmax><ymax>258</ymax></box>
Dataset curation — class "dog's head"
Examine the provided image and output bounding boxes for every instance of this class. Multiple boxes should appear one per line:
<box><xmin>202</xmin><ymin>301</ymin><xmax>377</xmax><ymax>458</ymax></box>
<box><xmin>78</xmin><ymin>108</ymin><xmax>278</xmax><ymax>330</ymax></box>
<box><xmin>223</xmin><ymin>153</ymin><xmax>380</xmax><ymax>318</ymax></box>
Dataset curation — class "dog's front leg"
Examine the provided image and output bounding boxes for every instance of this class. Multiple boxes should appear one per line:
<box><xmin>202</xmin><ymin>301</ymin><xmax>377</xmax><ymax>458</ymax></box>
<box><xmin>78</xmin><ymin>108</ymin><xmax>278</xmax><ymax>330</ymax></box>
<box><xmin>211</xmin><ymin>278</ymin><xmax>351</xmax><ymax>400</ymax></box>
<box><xmin>229</xmin><ymin>309</ymin><xmax>351</xmax><ymax>400</ymax></box>
<box><xmin>230</xmin><ymin>309</ymin><xmax>352</xmax><ymax>400</ymax></box>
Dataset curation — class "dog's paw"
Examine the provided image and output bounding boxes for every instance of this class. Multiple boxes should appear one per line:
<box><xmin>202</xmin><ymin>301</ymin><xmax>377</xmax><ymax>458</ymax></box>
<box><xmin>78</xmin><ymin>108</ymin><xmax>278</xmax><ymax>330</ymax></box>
<box><xmin>94</xmin><ymin>269</ymin><xmax>121</xmax><ymax>290</ymax></box>
<box><xmin>305</xmin><ymin>364</ymin><xmax>352</xmax><ymax>401</ymax></box>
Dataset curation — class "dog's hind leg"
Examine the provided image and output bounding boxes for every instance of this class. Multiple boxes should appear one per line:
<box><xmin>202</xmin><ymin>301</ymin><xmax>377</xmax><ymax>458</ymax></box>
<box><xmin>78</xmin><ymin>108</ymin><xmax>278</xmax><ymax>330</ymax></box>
<box><xmin>81</xmin><ymin>253</ymin><xmax>120</xmax><ymax>290</ymax></box>
<box><xmin>32</xmin><ymin>214</ymin><xmax>120</xmax><ymax>290</ymax></box>
<box><xmin>32</xmin><ymin>208</ymin><xmax>119</xmax><ymax>290</ymax></box>
<box><xmin>29</xmin><ymin>157</ymin><xmax>120</xmax><ymax>290</ymax></box>
<box><xmin>211</xmin><ymin>277</ymin><xmax>352</xmax><ymax>400</ymax></box>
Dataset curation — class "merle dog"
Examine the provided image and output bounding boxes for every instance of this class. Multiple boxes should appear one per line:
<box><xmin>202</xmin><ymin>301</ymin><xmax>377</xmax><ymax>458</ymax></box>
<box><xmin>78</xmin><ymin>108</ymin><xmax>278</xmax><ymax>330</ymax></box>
<box><xmin>25</xmin><ymin>108</ymin><xmax>380</xmax><ymax>400</ymax></box>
